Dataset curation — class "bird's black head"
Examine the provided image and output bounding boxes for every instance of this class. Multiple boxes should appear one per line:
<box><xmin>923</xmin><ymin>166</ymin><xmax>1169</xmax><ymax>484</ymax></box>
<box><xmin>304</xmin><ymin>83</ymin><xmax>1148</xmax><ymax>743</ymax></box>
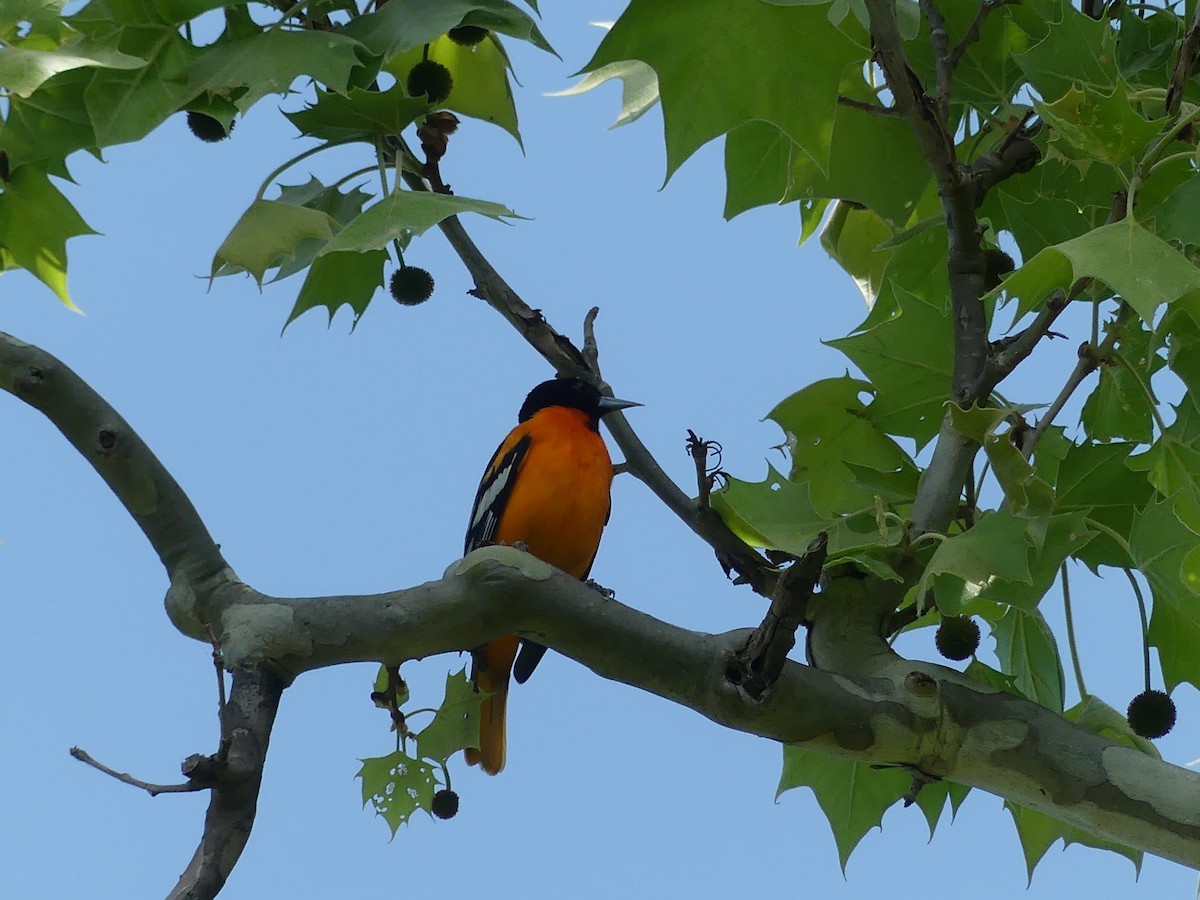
<box><xmin>517</xmin><ymin>377</ymin><xmax>640</xmax><ymax>423</ymax></box>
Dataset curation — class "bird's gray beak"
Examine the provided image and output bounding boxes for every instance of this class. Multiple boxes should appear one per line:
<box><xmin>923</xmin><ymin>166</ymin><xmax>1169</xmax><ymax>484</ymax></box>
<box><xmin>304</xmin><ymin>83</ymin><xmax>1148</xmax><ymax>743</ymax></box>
<box><xmin>597</xmin><ymin>396</ymin><xmax>642</xmax><ymax>415</ymax></box>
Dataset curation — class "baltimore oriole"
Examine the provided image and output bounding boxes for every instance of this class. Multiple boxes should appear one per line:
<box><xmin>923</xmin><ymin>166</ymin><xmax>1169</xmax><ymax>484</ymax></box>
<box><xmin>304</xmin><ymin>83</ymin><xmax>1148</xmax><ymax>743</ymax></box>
<box><xmin>463</xmin><ymin>376</ymin><xmax>639</xmax><ymax>775</ymax></box>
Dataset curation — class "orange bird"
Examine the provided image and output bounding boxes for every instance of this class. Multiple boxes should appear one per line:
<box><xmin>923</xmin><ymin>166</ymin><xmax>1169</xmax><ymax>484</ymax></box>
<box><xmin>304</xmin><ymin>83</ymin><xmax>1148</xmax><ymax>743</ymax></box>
<box><xmin>463</xmin><ymin>377</ymin><xmax>639</xmax><ymax>775</ymax></box>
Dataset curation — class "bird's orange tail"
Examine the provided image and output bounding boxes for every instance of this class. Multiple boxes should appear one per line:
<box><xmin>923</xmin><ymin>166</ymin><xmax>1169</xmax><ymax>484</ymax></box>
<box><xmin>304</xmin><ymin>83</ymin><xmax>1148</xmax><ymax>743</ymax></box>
<box><xmin>465</xmin><ymin>635</ymin><xmax>520</xmax><ymax>776</ymax></box>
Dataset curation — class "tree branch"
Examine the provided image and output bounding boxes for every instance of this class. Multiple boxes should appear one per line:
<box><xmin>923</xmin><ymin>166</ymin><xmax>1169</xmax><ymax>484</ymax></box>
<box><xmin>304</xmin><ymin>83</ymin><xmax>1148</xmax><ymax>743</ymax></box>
<box><xmin>947</xmin><ymin>0</ymin><xmax>1018</xmax><ymax>74</ymax></box>
<box><xmin>7</xmin><ymin>334</ymin><xmax>1200</xmax><ymax>874</ymax></box>
<box><xmin>162</xmin><ymin>548</ymin><xmax>1200</xmax><ymax>871</ymax></box>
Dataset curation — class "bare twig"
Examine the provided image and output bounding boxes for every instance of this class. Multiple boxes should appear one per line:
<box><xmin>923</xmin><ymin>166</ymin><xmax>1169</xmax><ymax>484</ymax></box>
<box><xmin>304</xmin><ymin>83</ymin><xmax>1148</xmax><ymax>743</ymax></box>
<box><xmin>836</xmin><ymin>94</ymin><xmax>902</xmax><ymax>117</ymax></box>
<box><xmin>1166</xmin><ymin>0</ymin><xmax>1200</xmax><ymax>118</ymax></box>
<box><xmin>921</xmin><ymin>0</ymin><xmax>952</xmax><ymax>118</ymax></box>
<box><xmin>726</xmin><ymin>533</ymin><xmax>828</xmax><ymax>704</ymax></box>
<box><xmin>69</xmin><ymin>747</ymin><xmax>205</xmax><ymax>797</ymax></box>
<box><xmin>582</xmin><ymin>306</ymin><xmax>601</xmax><ymax>376</ymax></box>
<box><xmin>948</xmin><ymin>0</ymin><xmax>1018</xmax><ymax>73</ymax></box>
<box><xmin>1020</xmin><ymin>341</ymin><xmax>1101</xmax><ymax>458</ymax></box>
<box><xmin>685</xmin><ymin>429</ymin><xmax>724</xmax><ymax>509</ymax></box>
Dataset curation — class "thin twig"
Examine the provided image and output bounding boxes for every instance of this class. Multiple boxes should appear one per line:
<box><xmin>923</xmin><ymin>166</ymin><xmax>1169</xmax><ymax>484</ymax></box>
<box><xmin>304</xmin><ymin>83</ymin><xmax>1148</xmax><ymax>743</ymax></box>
<box><xmin>836</xmin><ymin>95</ymin><xmax>901</xmax><ymax>117</ymax></box>
<box><xmin>69</xmin><ymin>747</ymin><xmax>204</xmax><ymax>797</ymax></box>
<box><xmin>582</xmin><ymin>307</ymin><xmax>601</xmax><ymax>376</ymax></box>
<box><xmin>921</xmin><ymin>0</ymin><xmax>952</xmax><ymax>118</ymax></box>
<box><xmin>948</xmin><ymin>0</ymin><xmax>1017</xmax><ymax>73</ymax></box>
<box><xmin>1166</xmin><ymin>1</ymin><xmax>1200</xmax><ymax>117</ymax></box>
<box><xmin>1021</xmin><ymin>342</ymin><xmax>1099</xmax><ymax>457</ymax></box>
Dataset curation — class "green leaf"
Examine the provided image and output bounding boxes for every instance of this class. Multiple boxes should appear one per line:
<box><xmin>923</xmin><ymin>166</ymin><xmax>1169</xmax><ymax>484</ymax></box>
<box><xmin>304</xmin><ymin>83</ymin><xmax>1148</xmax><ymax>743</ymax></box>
<box><xmin>286</xmin><ymin>86</ymin><xmax>430</xmax><ymax>142</ymax></box>
<box><xmin>1035</xmin><ymin>80</ymin><xmax>1163</xmax><ymax>169</ymax></box>
<box><xmin>414</xmin><ymin>667</ymin><xmax>484</xmax><ymax>763</ymax></box>
<box><xmin>777</xmin><ymin>746</ymin><xmax>910</xmax><ymax>870</ymax></box>
<box><xmin>909</xmin><ymin>778</ymin><xmax>971</xmax><ymax>839</ymax></box>
<box><xmin>711</xmin><ymin>467</ymin><xmax>828</xmax><ymax>555</ymax></box>
<box><xmin>584</xmin><ymin>0</ymin><xmax>867</xmax><ymax>181</ymax></box>
<box><xmin>268</xmin><ymin>178</ymin><xmax>374</xmax><ymax>282</ymax></box>
<box><xmin>187</xmin><ymin>28</ymin><xmax>367</xmax><ymax>114</ymax></box>
<box><xmin>82</xmin><ymin>24</ymin><xmax>201</xmax><ymax>147</ymax></box>
<box><xmin>767</xmin><ymin>377</ymin><xmax>918</xmax><ymax>515</ymax></box>
<box><xmin>818</xmin><ymin>201</ymin><xmax>895</xmax><ymax>306</ymax></box>
<box><xmin>343</xmin><ymin>0</ymin><xmax>553</xmax><ymax>61</ymax></box>
<box><xmin>210</xmin><ymin>200</ymin><xmax>338</xmax><ymax>286</ymax></box>
<box><xmin>383</xmin><ymin>33</ymin><xmax>521</xmax><ymax>143</ymax></box>
<box><xmin>371</xmin><ymin>664</ymin><xmax>410</xmax><ymax>706</ymax></box>
<box><xmin>1080</xmin><ymin>317</ymin><xmax>1164</xmax><ymax>444</ymax></box>
<box><xmin>321</xmin><ymin>192</ymin><xmax>520</xmax><ymax>255</ymax></box>
<box><xmin>0</xmin><ymin>67</ymin><xmax>98</xmax><ymax>175</ymax></box>
<box><xmin>0</xmin><ymin>36</ymin><xmax>146</xmax><ymax>98</ymax></box>
<box><xmin>830</xmin><ymin>281</ymin><xmax>954</xmax><ymax>448</ymax></box>
<box><xmin>992</xmin><ymin>607</ymin><xmax>1065</xmax><ymax>711</ymax></box>
<box><xmin>1129</xmin><ymin>494</ymin><xmax>1200</xmax><ymax>690</ymax></box>
<box><xmin>0</xmin><ymin>166</ymin><xmax>95</xmax><ymax>308</ymax></box>
<box><xmin>1014</xmin><ymin>4</ymin><xmax>1117</xmax><ymax>100</ymax></box>
<box><xmin>998</xmin><ymin>219</ymin><xmax>1200</xmax><ymax>322</ymax></box>
<box><xmin>287</xmin><ymin>248</ymin><xmax>389</xmax><ymax>327</ymax></box>
<box><xmin>552</xmin><ymin>59</ymin><xmax>659</xmax><ymax>130</ymax></box>
<box><xmin>357</xmin><ymin>750</ymin><xmax>439</xmax><ymax>836</ymax></box>
<box><xmin>920</xmin><ymin>511</ymin><xmax>1033</xmax><ymax>616</ymax></box>
<box><xmin>1005</xmin><ymin>801</ymin><xmax>1141</xmax><ymax>883</ymax></box>
<box><xmin>1054</xmin><ymin>441</ymin><xmax>1149</xmax><ymax>570</ymax></box>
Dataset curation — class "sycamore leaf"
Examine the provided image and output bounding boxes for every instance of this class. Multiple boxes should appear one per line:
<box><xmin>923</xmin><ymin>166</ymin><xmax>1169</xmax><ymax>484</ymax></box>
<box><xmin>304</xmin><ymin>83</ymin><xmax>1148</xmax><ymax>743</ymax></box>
<box><xmin>0</xmin><ymin>37</ymin><xmax>145</xmax><ymax>98</ymax></box>
<box><xmin>82</xmin><ymin>24</ymin><xmax>201</xmax><ymax>147</ymax></box>
<box><xmin>777</xmin><ymin>746</ymin><xmax>910</xmax><ymax>871</ymax></box>
<box><xmin>1014</xmin><ymin>4</ymin><xmax>1118</xmax><ymax>100</ymax></box>
<box><xmin>1005</xmin><ymin>802</ymin><xmax>1141</xmax><ymax>883</ymax></box>
<box><xmin>210</xmin><ymin>200</ymin><xmax>338</xmax><ymax>286</ymax></box>
<box><xmin>0</xmin><ymin>67</ymin><xmax>98</xmax><ymax>175</ymax></box>
<box><xmin>909</xmin><ymin>778</ymin><xmax>970</xmax><ymax>840</ymax></box>
<box><xmin>342</xmin><ymin>0</ymin><xmax>554</xmax><ymax>61</ymax></box>
<box><xmin>186</xmin><ymin>28</ymin><xmax>367</xmax><ymax>114</ymax></box>
<box><xmin>269</xmin><ymin>178</ymin><xmax>374</xmax><ymax>283</ymax></box>
<box><xmin>992</xmin><ymin>607</ymin><xmax>1065</xmax><ymax>712</ymax></box>
<box><xmin>0</xmin><ymin>166</ymin><xmax>96</xmax><ymax>308</ymax></box>
<box><xmin>357</xmin><ymin>750</ymin><xmax>439</xmax><ymax>837</ymax></box>
<box><xmin>321</xmin><ymin>192</ymin><xmax>520</xmax><ymax>255</ymax></box>
<box><xmin>1054</xmin><ymin>441</ymin><xmax>1150</xmax><ymax>570</ymax></box>
<box><xmin>767</xmin><ymin>376</ymin><xmax>918</xmax><ymax>516</ymax></box>
<box><xmin>583</xmin><ymin>0</ymin><xmax>867</xmax><ymax>181</ymax></box>
<box><xmin>1131</xmin><ymin>494</ymin><xmax>1200</xmax><ymax>691</ymax></box>
<box><xmin>287</xmin><ymin>248</ymin><xmax>389</xmax><ymax>327</ymax></box>
<box><xmin>414</xmin><ymin>668</ymin><xmax>484</xmax><ymax>763</ymax></box>
<box><xmin>1035</xmin><ymin>81</ymin><xmax>1163</xmax><ymax>168</ymax></box>
<box><xmin>818</xmin><ymin>201</ymin><xmax>895</xmax><ymax>306</ymax></box>
<box><xmin>830</xmin><ymin>282</ymin><xmax>954</xmax><ymax>448</ymax></box>
<box><xmin>920</xmin><ymin>511</ymin><xmax>1033</xmax><ymax>616</ymax></box>
<box><xmin>998</xmin><ymin>219</ymin><xmax>1200</xmax><ymax>322</ymax></box>
<box><xmin>383</xmin><ymin>33</ymin><xmax>521</xmax><ymax>143</ymax></box>
<box><xmin>551</xmin><ymin>58</ymin><xmax>659</xmax><ymax>130</ymax></box>
<box><xmin>286</xmin><ymin>87</ymin><xmax>430</xmax><ymax>143</ymax></box>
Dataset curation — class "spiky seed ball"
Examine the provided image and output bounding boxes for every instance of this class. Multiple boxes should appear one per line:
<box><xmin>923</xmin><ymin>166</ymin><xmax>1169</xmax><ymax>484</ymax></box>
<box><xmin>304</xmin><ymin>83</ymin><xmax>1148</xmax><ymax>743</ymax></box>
<box><xmin>406</xmin><ymin>60</ymin><xmax>454</xmax><ymax>105</ymax></box>
<box><xmin>982</xmin><ymin>248</ymin><xmax>1015</xmax><ymax>292</ymax></box>
<box><xmin>935</xmin><ymin>615</ymin><xmax>980</xmax><ymax>662</ymax></box>
<box><xmin>448</xmin><ymin>25</ymin><xmax>488</xmax><ymax>46</ymax></box>
<box><xmin>1127</xmin><ymin>689</ymin><xmax>1176</xmax><ymax>739</ymax></box>
<box><xmin>390</xmin><ymin>266</ymin><xmax>435</xmax><ymax>305</ymax></box>
<box><xmin>186</xmin><ymin>111</ymin><xmax>233</xmax><ymax>143</ymax></box>
<box><xmin>431</xmin><ymin>788</ymin><xmax>459</xmax><ymax>819</ymax></box>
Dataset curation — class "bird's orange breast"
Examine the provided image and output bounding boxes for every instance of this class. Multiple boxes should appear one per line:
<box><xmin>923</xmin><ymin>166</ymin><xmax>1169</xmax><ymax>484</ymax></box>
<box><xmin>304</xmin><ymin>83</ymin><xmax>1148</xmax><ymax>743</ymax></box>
<box><xmin>491</xmin><ymin>406</ymin><xmax>613</xmax><ymax>578</ymax></box>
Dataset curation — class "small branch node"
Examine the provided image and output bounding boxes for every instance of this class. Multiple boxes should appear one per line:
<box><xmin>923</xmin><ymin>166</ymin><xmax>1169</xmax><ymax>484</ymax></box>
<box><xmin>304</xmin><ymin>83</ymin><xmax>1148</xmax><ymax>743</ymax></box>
<box><xmin>70</xmin><ymin>746</ymin><xmax>206</xmax><ymax>797</ymax></box>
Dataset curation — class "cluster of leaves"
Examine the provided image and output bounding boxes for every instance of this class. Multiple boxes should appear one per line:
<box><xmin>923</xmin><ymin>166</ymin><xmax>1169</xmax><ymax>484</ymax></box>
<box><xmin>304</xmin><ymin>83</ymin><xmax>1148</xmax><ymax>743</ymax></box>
<box><xmin>571</xmin><ymin>0</ymin><xmax>1199</xmax><ymax>875</ymax></box>
<box><xmin>358</xmin><ymin>667</ymin><xmax>483</xmax><ymax>834</ymax></box>
<box><xmin>0</xmin><ymin>0</ymin><xmax>546</xmax><ymax>321</ymax></box>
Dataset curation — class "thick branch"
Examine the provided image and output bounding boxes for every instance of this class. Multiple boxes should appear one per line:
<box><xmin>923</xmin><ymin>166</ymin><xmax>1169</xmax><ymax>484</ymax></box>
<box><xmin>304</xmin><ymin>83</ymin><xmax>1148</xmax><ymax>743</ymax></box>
<box><xmin>0</xmin><ymin>333</ymin><xmax>230</xmax><ymax>586</ymax></box>
<box><xmin>159</xmin><ymin>548</ymin><xmax>1200</xmax><ymax>870</ymax></box>
<box><xmin>168</xmin><ymin>667</ymin><xmax>284</xmax><ymax>900</ymax></box>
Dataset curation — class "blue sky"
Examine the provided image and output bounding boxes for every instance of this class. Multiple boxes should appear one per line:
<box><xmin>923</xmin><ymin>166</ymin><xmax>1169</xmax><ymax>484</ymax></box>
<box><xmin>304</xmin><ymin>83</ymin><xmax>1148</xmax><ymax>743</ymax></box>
<box><xmin>2</xmin><ymin>3</ymin><xmax>1197</xmax><ymax>897</ymax></box>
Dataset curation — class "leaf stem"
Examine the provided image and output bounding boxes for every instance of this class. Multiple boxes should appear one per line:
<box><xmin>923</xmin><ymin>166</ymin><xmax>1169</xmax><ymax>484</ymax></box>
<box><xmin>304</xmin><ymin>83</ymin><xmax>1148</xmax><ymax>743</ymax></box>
<box><xmin>1123</xmin><ymin>568</ymin><xmax>1153</xmax><ymax>691</ymax></box>
<box><xmin>254</xmin><ymin>139</ymin><xmax>356</xmax><ymax>201</ymax></box>
<box><xmin>1060</xmin><ymin>563</ymin><xmax>1087</xmax><ymax>699</ymax></box>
